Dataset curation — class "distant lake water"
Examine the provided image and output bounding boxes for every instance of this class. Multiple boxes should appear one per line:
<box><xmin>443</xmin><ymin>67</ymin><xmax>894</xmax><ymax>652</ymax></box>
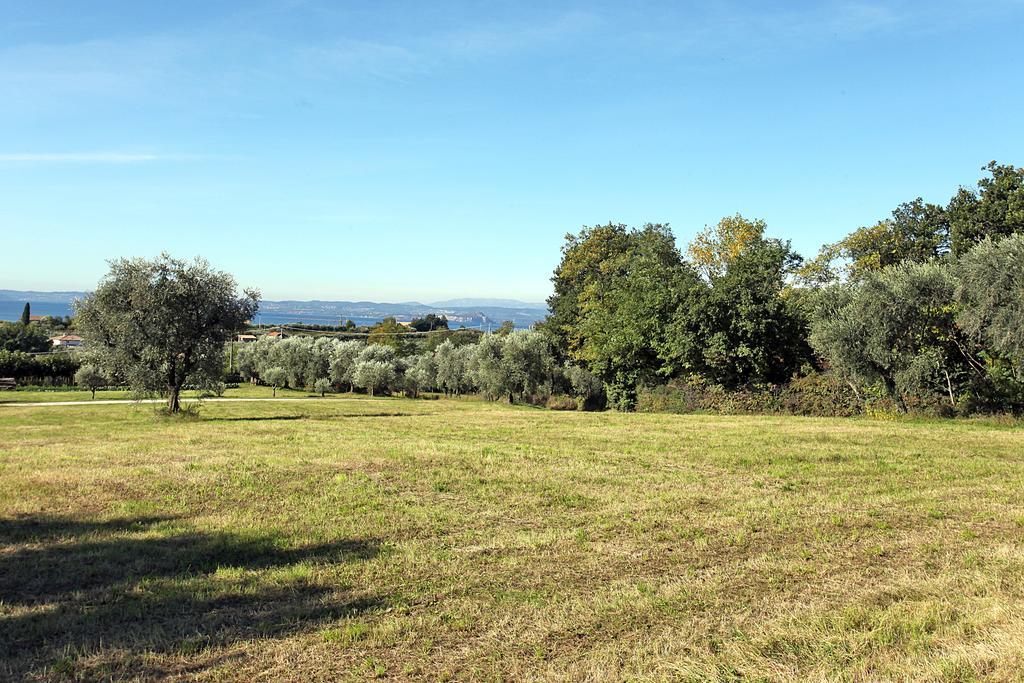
<box><xmin>0</xmin><ymin>301</ymin><xmax>75</xmax><ymax>321</ymax></box>
<box><xmin>0</xmin><ymin>302</ymin><xmax>489</xmax><ymax>329</ymax></box>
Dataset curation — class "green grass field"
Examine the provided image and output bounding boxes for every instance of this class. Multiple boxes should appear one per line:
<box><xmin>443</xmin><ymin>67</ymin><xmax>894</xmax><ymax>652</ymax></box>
<box><xmin>2</xmin><ymin>396</ymin><xmax>1023</xmax><ymax>681</ymax></box>
<box><xmin>0</xmin><ymin>384</ymin><xmax>313</xmax><ymax>403</ymax></box>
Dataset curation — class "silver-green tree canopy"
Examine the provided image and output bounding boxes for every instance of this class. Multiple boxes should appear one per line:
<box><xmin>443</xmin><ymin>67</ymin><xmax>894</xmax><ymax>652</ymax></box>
<box><xmin>74</xmin><ymin>364</ymin><xmax>106</xmax><ymax>400</ymax></box>
<box><xmin>808</xmin><ymin>261</ymin><xmax>960</xmax><ymax>408</ymax></box>
<box><xmin>75</xmin><ymin>254</ymin><xmax>259</xmax><ymax>413</ymax></box>
<box><xmin>957</xmin><ymin>234</ymin><xmax>1024</xmax><ymax>369</ymax></box>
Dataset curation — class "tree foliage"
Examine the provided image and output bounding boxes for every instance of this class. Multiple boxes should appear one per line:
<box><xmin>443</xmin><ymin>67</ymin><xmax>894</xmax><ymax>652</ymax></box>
<box><xmin>956</xmin><ymin>234</ymin><xmax>1024</xmax><ymax>372</ymax></box>
<box><xmin>948</xmin><ymin>161</ymin><xmax>1024</xmax><ymax>254</ymax></box>
<box><xmin>74</xmin><ymin>364</ymin><xmax>106</xmax><ymax>399</ymax></box>
<box><xmin>75</xmin><ymin>254</ymin><xmax>258</xmax><ymax>412</ymax></box>
<box><xmin>687</xmin><ymin>214</ymin><xmax>766</xmax><ymax>280</ymax></box>
<box><xmin>313</xmin><ymin>377</ymin><xmax>332</xmax><ymax>396</ymax></box>
<box><xmin>545</xmin><ymin>219</ymin><xmax>810</xmax><ymax>409</ymax></box>
<box><xmin>0</xmin><ymin>321</ymin><xmax>50</xmax><ymax>353</ymax></box>
<box><xmin>813</xmin><ymin>199</ymin><xmax>950</xmax><ymax>282</ymax></box>
<box><xmin>409</xmin><ymin>314</ymin><xmax>448</xmax><ymax>332</ymax></box>
<box><xmin>809</xmin><ymin>261</ymin><xmax>963</xmax><ymax>407</ymax></box>
<box><xmin>0</xmin><ymin>350</ymin><xmax>79</xmax><ymax>384</ymax></box>
<box><xmin>368</xmin><ymin>317</ymin><xmax>414</xmax><ymax>354</ymax></box>
<box><xmin>664</xmin><ymin>238</ymin><xmax>808</xmax><ymax>388</ymax></box>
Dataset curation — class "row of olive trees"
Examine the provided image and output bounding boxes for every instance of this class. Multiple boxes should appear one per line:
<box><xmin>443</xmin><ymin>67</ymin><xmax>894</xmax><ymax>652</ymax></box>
<box><xmin>236</xmin><ymin>329</ymin><xmax>603</xmax><ymax>405</ymax></box>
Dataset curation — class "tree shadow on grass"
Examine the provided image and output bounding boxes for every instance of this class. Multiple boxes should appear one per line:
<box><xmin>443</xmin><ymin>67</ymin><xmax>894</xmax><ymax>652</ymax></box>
<box><xmin>206</xmin><ymin>412</ymin><xmax>424</xmax><ymax>422</ymax></box>
<box><xmin>0</xmin><ymin>515</ymin><xmax>384</xmax><ymax>679</ymax></box>
<box><xmin>205</xmin><ymin>414</ymin><xmax>307</xmax><ymax>422</ymax></box>
<box><xmin>0</xmin><ymin>514</ymin><xmax>174</xmax><ymax>544</ymax></box>
<box><xmin>310</xmin><ymin>412</ymin><xmax>419</xmax><ymax>420</ymax></box>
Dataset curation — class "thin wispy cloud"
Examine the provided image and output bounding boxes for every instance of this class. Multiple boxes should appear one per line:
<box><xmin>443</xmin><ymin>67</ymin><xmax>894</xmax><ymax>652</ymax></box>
<box><xmin>292</xmin><ymin>10</ymin><xmax>601</xmax><ymax>81</ymax></box>
<box><xmin>621</xmin><ymin>1</ymin><xmax>1024</xmax><ymax>63</ymax></box>
<box><xmin>296</xmin><ymin>40</ymin><xmax>430</xmax><ymax>82</ymax></box>
<box><xmin>0</xmin><ymin>152</ymin><xmax>185</xmax><ymax>163</ymax></box>
<box><xmin>441</xmin><ymin>10</ymin><xmax>601</xmax><ymax>58</ymax></box>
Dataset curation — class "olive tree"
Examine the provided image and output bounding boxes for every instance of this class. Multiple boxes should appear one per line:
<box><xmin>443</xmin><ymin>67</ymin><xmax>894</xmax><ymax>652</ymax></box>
<box><xmin>500</xmin><ymin>330</ymin><xmax>554</xmax><ymax>403</ymax></box>
<box><xmin>469</xmin><ymin>334</ymin><xmax>508</xmax><ymax>400</ymax></box>
<box><xmin>74</xmin><ymin>364</ymin><xmax>107</xmax><ymax>399</ymax></box>
<box><xmin>236</xmin><ymin>336</ymin><xmax>276</xmax><ymax>382</ymax></box>
<box><xmin>75</xmin><ymin>254</ymin><xmax>259</xmax><ymax>413</ymax></box>
<box><xmin>313</xmin><ymin>377</ymin><xmax>332</xmax><ymax>397</ymax></box>
<box><xmin>404</xmin><ymin>352</ymin><xmax>436</xmax><ymax>396</ymax></box>
<box><xmin>809</xmin><ymin>261</ymin><xmax>961</xmax><ymax>407</ymax></box>
<box><xmin>563</xmin><ymin>363</ymin><xmax>603</xmax><ymax>408</ymax></box>
<box><xmin>263</xmin><ymin>366</ymin><xmax>287</xmax><ymax>397</ymax></box>
<box><xmin>329</xmin><ymin>340</ymin><xmax>363</xmax><ymax>392</ymax></box>
<box><xmin>353</xmin><ymin>360</ymin><xmax>396</xmax><ymax>396</ymax></box>
<box><xmin>957</xmin><ymin>234</ymin><xmax>1024</xmax><ymax>369</ymax></box>
<box><xmin>352</xmin><ymin>344</ymin><xmax>398</xmax><ymax>396</ymax></box>
<box><xmin>434</xmin><ymin>339</ymin><xmax>473</xmax><ymax>396</ymax></box>
<box><xmin>274</xmin><ymin>337</ymin><xmax>314</xmax><ymax>389</ymax></box>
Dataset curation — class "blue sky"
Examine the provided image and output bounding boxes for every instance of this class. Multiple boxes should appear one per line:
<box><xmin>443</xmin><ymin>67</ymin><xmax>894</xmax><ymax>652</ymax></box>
<box><xmin>2</xmin><ymin>1</ymin><xmax>1023</xmax><ymax>302</ymax></box>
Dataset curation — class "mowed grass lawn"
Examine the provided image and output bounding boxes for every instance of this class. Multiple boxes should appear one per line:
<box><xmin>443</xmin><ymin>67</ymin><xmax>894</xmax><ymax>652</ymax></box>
<box><xmin>0</xmin><ymin>384</ymin><xmax>309</xmax><ymax>403</ymax></box>
<box><xmin>1</xmin><ymin>397</ymin><xmax>1023</xmax><ymax>681</ymax></box>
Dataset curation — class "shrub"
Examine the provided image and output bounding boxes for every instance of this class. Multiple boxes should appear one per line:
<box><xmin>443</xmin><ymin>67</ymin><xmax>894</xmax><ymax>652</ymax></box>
<box><xmin>778</xmin><ymin>371</ymin><xmax>863</xmax><ymax>417</ymax></box>
<box><xmin>545</xmin><ymin>394</ymin><xmax>578</xmax><ymax>411</ymax></box>
<box><xmin>637</xmin><ymin>372</ymin><xmax>863</xmax><ymax>417</ymax></box>
<box><xmin>74</xmin><ymin>364</ymin><xmax>107</xmax><ymax>399</ymax></box>
<box><xmin>313</xmin><ymin>377</ymin><xmax>332</xmax><ymax>396</ymax></box>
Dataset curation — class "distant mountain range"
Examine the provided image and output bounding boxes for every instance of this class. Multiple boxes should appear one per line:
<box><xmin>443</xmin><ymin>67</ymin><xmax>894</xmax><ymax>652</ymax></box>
<box><xmin>0</xmin><ymin>289</ymin><xmax>88</xmax><ymax>304</ymax></box>
<box><xmin>429</xmin><ymin>298</ymin><xmax>546</xmax><ymax>310</ymax></box>
<box><xmin>0</xmin><ymin>291</ymin><xmax>549</xmax><ymax>328</ymax></box>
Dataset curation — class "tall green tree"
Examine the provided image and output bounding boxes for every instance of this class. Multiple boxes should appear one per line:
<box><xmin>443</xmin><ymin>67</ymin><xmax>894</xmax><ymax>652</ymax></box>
<box><xmin>20</xmin><ymin>302</ymin><xmax>30</xmax><ymax>326</ymax></box>
<box><xmin>543</xmin><ymin>223</ymin><xmax>639</xmax><ymax>358</ymax></box>
<box><xmin>948</xmin><ymin>161</ymin><xmax>1024</xmax><ymax>254</ymax></box>
<box><xmin>664</xmin><ymin>238</ymin><xmax>808</xmax><ymax>387</ymax></box>
<box><xmin>805</xmin><ymin>198</ymin><xmax>949</xmax><ymax>283</ymax></box>
<box><xmin>573</xmin><ymin>230</ymin><xmax>701</xmax><ymax>408</ymax></box>
<box><xmin>75</xmin><ymin>254</ymin><xmax>259</xmax><ymax>413</ymax></box>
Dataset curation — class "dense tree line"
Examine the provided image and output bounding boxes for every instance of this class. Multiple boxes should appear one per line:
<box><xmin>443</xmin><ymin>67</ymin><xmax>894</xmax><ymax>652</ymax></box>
<box><xmin>541</xmin><ymin>218</ymin><xmax>809</xmax><ymax>409</ymax></box>
<box><xmin>544</xmin><ymin>162</ymin><xmax>1024</xmax><ymax>414</ymax></box>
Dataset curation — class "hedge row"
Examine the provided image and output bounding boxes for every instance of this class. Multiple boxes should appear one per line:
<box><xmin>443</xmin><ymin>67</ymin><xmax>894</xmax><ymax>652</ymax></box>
<box><xmin>0</xmin><ymin>350</ymin><xmax>80</xmax><ymax>385</ymax></box>
<box><xmin>635</xmin><ymin>372</ymin><xmax>865</xmax><ymax>417</ymax></box>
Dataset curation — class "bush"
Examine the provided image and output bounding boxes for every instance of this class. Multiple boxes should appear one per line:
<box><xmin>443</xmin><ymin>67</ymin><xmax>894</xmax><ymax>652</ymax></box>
<box><xmin>637</xmin><ymin>372</ymin><xmax>864</xmax><ymax>417</ymax></box>
<box><xmin>636</xmin><ymin>376</ymin><xmax>781</xmax><ymax>414</ymax></box>
<box><xmin>778</xmin><ymin>372</ymin><xmax>863</xmax><ymax>417</ymax></box>
<box><xmin>545</xmin><ymin>394</ymin><xmax>578</xmax><ymax>411</ymax></box>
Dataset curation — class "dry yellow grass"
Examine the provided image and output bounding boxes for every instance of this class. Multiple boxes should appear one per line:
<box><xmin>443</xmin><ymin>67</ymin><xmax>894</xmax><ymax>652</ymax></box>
<box><xmin>1</xmin><ymin>396</ymin><xmax>1023</xmax><ymax>681</ymax></box>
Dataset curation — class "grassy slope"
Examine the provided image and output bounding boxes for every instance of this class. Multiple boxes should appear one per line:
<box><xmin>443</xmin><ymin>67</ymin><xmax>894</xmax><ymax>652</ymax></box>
<box><xmin>1</xmin><ymin>397</ymin><xmax>1022</xmax><ymax>681</ymax></box>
